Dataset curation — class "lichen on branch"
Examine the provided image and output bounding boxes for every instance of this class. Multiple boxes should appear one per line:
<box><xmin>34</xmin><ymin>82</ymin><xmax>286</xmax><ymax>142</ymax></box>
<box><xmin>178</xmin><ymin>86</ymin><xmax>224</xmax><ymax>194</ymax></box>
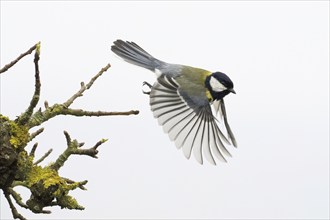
<box><xmin>0</xmin><ymin>42</ymin><xmax>139</xmax><ymax>220</ymax></box>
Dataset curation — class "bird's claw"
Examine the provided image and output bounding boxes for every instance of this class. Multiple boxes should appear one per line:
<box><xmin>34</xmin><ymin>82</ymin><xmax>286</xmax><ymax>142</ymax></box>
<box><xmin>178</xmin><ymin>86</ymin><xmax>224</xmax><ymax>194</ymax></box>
<box><xmin>142</xmin><ymin>81</ymin><xmax>152</xmax><ymax>95</ymax></box>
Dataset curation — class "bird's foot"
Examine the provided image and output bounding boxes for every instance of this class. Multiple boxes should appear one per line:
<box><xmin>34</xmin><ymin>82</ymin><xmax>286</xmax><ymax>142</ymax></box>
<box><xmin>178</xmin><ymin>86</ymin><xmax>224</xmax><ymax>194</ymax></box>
<box><xmin>142</xmin><ymin>81</ymin><xmax>152</xmax><ymax>95</ymax></box>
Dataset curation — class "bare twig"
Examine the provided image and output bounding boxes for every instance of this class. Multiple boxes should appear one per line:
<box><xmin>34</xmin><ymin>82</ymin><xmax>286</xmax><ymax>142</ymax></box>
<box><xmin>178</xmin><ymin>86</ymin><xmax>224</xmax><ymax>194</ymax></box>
<box><xmin>17</xmin><ymin>42</ymin><xmax>41</xmax><ymax>125</ymax></box>
<box><xmin>26</xmin><ymin>63</ymin><xmax>139</xmax><ymax>128</ymax></box>
<box><xmin>64</xmin><ymin>130</ymin><xmax>72</xmax><ymax>146</ymax></box>
<box><xmin>60</xmin><ymin>108</ymin><xmax>140</xmax><ymax>117</ymax></box>
<box><xmin>63</xmin><ymin>64</ymin><xmax>111</xmax><ymax>108</ymax></box>
<box><xmin>34</xmin><ymin>149</ymin><xmax>53</xmax><ymax>165</ymax></box>
<box><xmin>29</xmin><ymin>127</ymin><xmax>44</xmax><ymax>142</ymax></box>
<box><xmin>29</xmin><ymin>143</ymin><xmax>38</xmax><ymax>157</ymax></box>
<box><xmin>11</xmin><ymin>181</ymin><xmax>29</xmax><ymax>188</ymax></box>
<box><xmin>8</xmin><ymin>188</ymin><xmax>29</xmax><ymax>209</ymax></box>
<box><xmin>50</xmin><ymin>131</ymin><xmax>107</xmax><ymax>171</ymax></box>
<box><xmin>0</xmin><ymin>43</ymin><xmax>38</xmax><ymax>74</ymax></box>
<box><xmin>3</xmin><ymin>189</ymin><xmax>27</xmax><ymax>220</ymax></box>
<box><xmin>44</xmin><ymin>101</ymin><xmax>49</xmax><ymax>109</ymax></box>
<box><xmin>62</xmin><ymin>178</ymin><xmax>88</xmax><ymax>190</ymax></box>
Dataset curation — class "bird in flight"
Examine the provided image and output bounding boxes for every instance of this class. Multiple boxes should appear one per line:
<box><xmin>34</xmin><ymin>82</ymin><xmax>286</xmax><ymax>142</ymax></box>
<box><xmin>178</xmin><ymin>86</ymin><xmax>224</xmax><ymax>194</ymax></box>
<box><xmin>111</xmin><ymin>40</ymin><xmax>237</xmax><ymax>165</ymax></box>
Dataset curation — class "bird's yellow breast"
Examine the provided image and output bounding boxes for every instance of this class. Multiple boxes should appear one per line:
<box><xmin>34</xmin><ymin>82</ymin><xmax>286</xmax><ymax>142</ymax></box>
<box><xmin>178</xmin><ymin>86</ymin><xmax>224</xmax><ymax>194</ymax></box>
<box><xmin>205</xmin><ymin>90</ymin><xmax>213</xmax><ymax>102</ymax></box>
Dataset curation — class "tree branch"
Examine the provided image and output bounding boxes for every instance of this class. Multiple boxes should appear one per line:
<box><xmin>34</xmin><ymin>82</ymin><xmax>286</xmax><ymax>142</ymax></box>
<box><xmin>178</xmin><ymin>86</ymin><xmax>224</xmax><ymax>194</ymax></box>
<box><xmin>60</xmin><ymin>108</ymin><xmax>140</xmax><ymax>117</ymax></box>
<box><xmin>17</xmin><ymin>42</ymin><xmax>41</xmax><ymax>126</ymax></box>
<box><xmin>8</xmin><ymin>187</ymin><xmax>29</xmax><ymax>209</ymax></box>
<box><xmin>0</xmin><ymin>43</ymin><xmax>38</xmax><ymax>74</ymax></box>
<box><xmin>49</xmin><ymin>131</ymin><xmax>107</xmax><ymax>171</ymax></box>
<box><xmin>11</xmin><ymin>181</ymin><xmax>29</xmax><ymax>188</ymax></box>
<box><xmin>26</xmin><ymin>63</ymin><xmax>139</xmax><ymax>128</ymax></box>
<box><xmin>63</xmin><ymin>64</ymin><xmax>111</xmax><ymax>108</ymax></box>
<box><xmin>29</xmin><ymin>127</ymin><xmax>44</xmax><ymax>142</ymax></box>
<box><xmin>34</xmin><ymin>149</ymin><xmax>53</xmax><ymax>165</ymax></box>
<box><xmin>62</xmin><ymin>178</ymin><xmax>88</xmax><ymax>190</ymax></box>
<box><xmin>29</xmin><ymin>143</ymin><xmax>38</xmax><ymax>157</ymax></box>
<box><xmin>1</xmin><ymin>42</ymin><xmax>140</xmax><ymax>220</ymax></box>
<box><xmin>3</xmin><ymin>188</ymin><xmax>27</xmax><ymax>220</ymax></box>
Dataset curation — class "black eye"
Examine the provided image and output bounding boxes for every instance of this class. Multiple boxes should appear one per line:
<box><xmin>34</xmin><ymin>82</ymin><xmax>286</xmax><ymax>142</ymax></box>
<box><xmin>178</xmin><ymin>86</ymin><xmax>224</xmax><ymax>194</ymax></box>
<box><xmin>220</xmin><ymin>81</ymin><xmax>227</xmax><ymax>87</ymax></box>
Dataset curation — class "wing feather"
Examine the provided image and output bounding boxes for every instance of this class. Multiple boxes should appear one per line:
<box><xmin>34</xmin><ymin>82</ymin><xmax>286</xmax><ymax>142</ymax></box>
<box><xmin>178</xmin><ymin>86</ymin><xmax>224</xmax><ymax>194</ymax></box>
<box><xmin>202</xmin><ymin>111</ymin><xmax>217</xmax><ymax>165</ymax></box>
<box><xmin>180</xmin><ymin>112</ymin><xmax>203</xmax><ymax>160</ymax></box>
<box><xmin>149</xmin><ymin>76</ymin><xmax>235</xmax><ymax>164</ymax></box>
<box><xmin>220</xmin><ymin>99</ymin><xmax>237</xmax><ymax>147</ymax></box>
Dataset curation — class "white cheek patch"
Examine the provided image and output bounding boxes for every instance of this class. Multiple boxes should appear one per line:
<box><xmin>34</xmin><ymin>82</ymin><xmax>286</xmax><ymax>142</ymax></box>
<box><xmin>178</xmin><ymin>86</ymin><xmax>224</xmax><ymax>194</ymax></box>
<box><xmin>209</xmin><ymin>76</ymin><xmax>227</xmax><ymax>92</ymax></box>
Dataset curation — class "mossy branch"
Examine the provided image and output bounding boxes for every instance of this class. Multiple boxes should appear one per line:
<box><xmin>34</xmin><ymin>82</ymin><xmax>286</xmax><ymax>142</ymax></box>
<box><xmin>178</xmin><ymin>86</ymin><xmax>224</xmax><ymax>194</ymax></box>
<box><xmin>16</xmin><ymin>42</ymin><xmax>41</xmax><ymax>126</ymax></box>
<box><xmin>0</xmin><ymin>42</ymin><xmax>139</xmax><ymax>220</ymax></box>
<box><xmin>50</xmin><ymin>131</ymin><xmax>107</xmax><ymax>171</ymax></box>
<box><xmin>3</xmin><ymin>189</ymin><xmax>27</xmax><ymax>220</ymax></box>
<box><xmin>8</xmin><ymin>187</ymin><xmax>29</xmax><ymax>209</ymax></box>
<box><xmin>27</xmin><ymin>104</ymin><xmax>139</xmax><ymax>128</ymax></box>
<box><xmin>26</xmin><ymin>63</ymin><xmax>139</xmax><ymax>128</ymax></box>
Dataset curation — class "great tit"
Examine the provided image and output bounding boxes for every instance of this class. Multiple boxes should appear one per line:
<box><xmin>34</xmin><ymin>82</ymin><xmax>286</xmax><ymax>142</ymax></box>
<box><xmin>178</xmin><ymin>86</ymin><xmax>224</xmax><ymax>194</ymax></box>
<box><xmin>111</xmin><ymin>40</ymin><xmax>237</xmax><ymax>165</ymax></box>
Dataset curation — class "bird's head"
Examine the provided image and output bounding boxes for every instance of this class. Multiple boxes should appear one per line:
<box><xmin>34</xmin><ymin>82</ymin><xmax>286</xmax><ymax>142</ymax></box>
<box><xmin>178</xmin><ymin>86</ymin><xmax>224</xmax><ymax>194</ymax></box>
<box><xmin>205</xmin><ymin>71</ymin><xmax>235</xmax><ymax>100</ymax></box>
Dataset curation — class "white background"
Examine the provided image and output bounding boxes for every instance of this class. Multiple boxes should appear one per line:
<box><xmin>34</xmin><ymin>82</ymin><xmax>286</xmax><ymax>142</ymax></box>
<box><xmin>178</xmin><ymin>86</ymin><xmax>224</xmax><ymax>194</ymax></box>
<box><xmin>0</xmin><ymin>1</ymin><xmax>329</xmax><ymax>219</ymax></box>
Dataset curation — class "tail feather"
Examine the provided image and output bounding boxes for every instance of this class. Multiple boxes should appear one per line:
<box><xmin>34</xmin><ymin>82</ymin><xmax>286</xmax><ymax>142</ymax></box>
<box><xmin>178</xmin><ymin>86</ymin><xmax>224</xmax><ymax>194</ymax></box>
<box><xmin>111</xmin><ymin>40</ymin><xmax>162</xmax><ymax>71</ymax></box>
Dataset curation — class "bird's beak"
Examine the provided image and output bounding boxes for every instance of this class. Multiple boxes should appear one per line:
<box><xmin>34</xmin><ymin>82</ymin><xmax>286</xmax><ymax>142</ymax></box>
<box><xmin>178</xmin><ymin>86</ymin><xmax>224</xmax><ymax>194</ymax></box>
<box><xmin>229</xmin><ymin>88</ymin><xmax>236</xmax><ymax>94</ymax></box>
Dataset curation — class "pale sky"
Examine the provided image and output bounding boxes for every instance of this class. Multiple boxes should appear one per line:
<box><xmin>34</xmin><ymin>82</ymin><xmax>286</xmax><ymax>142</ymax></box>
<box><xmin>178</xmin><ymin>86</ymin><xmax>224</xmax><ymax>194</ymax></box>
<box><xmin>0</xmin><ymin>1</ymin><xmax>329</xmax><ymax>219</ymax></box>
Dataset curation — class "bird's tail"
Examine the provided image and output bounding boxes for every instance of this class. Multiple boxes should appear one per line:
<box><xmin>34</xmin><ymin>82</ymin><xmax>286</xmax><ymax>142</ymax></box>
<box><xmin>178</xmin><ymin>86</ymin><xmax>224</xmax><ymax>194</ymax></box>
<box><xmin>111</xmin><ymin>40</ymin><xmax>163</xmax><ymax>71</ymax></box>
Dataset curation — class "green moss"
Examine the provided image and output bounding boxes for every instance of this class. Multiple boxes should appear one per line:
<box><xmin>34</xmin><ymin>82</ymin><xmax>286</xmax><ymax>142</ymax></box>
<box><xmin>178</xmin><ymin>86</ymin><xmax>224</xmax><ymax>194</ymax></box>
<box><xmin>27</xmin><ymin>166</ymin><xmax>61</xmax><ymax>188</ymax></box>
<box><xmin>101</xmin><ymin>138</ymin><xmax>108</xmax><ymax>143</ymax></box>
<box><xmin>26</xmin><ymin>165</ymin><xmax>84</xmax><ymax>210</ymax></box>
<box><xmin>50</xmin><ymin>104</ymin><xmax>64</xmax><ymax>115</ymax></box>
<box><xmin>0</xmin><ymin>114</ymin><xmax>9</xmax><ymax>121</ymax></box>
<box><xmin>57</xmin><ymin>195</ymin><xmax>84</xmax><ymax>210</ymax></box>
<box><xmin>27</xmin><ymin>110</ymin><xmax>44</xmax><ymax>127</ymax></box>
<box><xmin>28</xmin><ymin>165</ymin><xmax>66</xmax><ymax>198</ymax></box>
<box><xmin>36</xmin><ymin>42</ymin><xmax>41</xmax><ymax>55</ymax></box>
<box><xmin>3</xmin><ymin>117</ymin><xmax>30</xmax><ymax>149</ymax></box>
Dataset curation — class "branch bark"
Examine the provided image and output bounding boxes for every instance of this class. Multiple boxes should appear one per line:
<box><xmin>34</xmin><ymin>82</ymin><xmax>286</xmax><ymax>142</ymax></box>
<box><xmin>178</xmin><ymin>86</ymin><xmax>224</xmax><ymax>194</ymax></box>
<box><xmin>50</xmin><ymin>131</ymin><xmax>107</xmax><ymax>171</ymax></box>
<box><xmin>26</xmin><ymin>63</ymin><xmax>139</xmax><ymax>128</ymax></box>
<box><xmin>0</xmin><ymin>42</ymin><xmax>140</xmax><ymax>220</ymax></box>
<box><xmin>17</xmin><ymin>42</ymin><xmax>41</xmax><ymax>126</ymax></box>
<box><xmin>0</xmin><ymin>43</ymin><xmax>39</xmax><ymax>74</ymax></box>
<box><xmin>3</xmin><ymin>189</ymin><xmax>27</xmax><ymax>220</ymax></box>
<box><xmin>63</xmin><ymin>64</ymin><xmax>111</xmax><ymax>108</ymax></box>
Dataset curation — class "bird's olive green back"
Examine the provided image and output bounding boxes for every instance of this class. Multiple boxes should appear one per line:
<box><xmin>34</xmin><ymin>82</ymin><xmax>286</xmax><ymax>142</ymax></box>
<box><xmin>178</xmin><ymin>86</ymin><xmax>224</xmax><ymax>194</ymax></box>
<box><xmin>174</xmin><ymin>66</ymin><xmax>213</xmax><ymax>103</ymax></box>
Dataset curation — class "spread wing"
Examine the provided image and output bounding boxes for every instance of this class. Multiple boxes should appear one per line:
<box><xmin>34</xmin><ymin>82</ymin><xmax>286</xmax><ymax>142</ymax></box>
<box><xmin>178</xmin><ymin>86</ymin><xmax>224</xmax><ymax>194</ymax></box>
<box><xmin>149</xmin><ymin>76</ymin><xmax>235</xmax><ymax>165</ymax></box>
